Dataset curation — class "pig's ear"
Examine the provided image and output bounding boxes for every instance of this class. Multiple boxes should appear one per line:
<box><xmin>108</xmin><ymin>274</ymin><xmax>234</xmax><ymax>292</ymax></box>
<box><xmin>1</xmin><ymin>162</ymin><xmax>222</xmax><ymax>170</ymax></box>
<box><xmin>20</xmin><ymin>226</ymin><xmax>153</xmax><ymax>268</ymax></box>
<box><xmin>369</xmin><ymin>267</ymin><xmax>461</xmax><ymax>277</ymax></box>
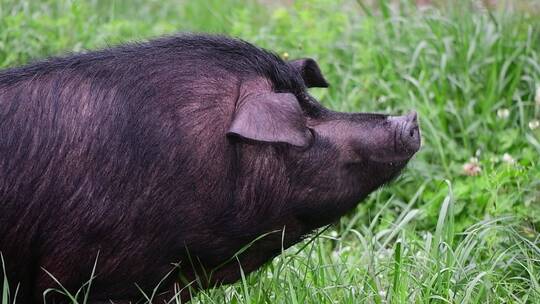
<box><xmin>290</xmin><ymin>58</ymin><xmax>329</xmax><ymax>88</ymax></box>
<box><xmin>227</xmin><ymin>92</ymin><xmax>312</xmax><ymax>147</ymax></box>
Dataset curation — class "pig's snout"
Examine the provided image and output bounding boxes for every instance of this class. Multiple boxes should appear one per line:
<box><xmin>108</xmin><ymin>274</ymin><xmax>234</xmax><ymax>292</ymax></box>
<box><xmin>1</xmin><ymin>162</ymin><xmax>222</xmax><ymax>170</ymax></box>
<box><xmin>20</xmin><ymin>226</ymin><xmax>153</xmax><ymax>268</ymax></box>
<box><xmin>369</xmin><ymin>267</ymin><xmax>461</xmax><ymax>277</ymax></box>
<box><xmin>396</xmin><ymin>111</ymin><xmax>421</xmax><ymax>155</ymax></box>
<box><xmin>352</xmin><ymin>111</ymin><xmax>421</xmax><ymax>163</ymax></box>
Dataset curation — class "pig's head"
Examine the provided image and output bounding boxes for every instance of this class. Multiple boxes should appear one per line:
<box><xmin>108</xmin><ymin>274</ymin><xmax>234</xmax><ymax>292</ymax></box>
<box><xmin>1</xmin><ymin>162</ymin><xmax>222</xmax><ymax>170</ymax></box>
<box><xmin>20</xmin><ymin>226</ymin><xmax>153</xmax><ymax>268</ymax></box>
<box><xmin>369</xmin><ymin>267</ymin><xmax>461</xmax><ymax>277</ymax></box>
<box><xmin>226</xmin><ymin>58</ymin><xmax>420</xmax><ymax>229</ymax></box>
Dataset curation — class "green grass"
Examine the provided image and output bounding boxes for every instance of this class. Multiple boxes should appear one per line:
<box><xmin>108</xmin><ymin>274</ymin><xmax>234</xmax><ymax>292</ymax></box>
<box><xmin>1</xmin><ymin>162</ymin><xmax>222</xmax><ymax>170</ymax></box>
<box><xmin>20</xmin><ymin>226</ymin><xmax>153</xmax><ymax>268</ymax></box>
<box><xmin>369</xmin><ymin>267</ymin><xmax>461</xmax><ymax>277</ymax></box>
<box><xmin>0</xmin><ymin>0</ymin><xmax>539</xmax><ymax>303</ymax></box>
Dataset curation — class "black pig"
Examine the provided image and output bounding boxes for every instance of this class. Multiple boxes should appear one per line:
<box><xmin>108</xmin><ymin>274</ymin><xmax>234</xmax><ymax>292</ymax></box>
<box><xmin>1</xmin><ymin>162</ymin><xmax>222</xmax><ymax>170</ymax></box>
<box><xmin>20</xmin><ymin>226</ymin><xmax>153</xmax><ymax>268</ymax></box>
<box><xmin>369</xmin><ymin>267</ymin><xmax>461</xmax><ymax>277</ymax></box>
<box><xmin>0</xmin><ymin>34</ymin><xmax>420</xmax><ymax>303</ymax></box>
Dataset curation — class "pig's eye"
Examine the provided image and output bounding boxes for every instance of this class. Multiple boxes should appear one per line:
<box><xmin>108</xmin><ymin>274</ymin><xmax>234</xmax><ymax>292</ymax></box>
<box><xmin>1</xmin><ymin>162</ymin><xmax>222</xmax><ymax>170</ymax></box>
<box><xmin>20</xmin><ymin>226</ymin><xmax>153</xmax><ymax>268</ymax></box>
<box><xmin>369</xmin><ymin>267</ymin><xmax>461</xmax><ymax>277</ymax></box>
<box><xmin>356</xmin><ymin>113</ymin><xmax>389</xmax><ymax>121</ymax></box>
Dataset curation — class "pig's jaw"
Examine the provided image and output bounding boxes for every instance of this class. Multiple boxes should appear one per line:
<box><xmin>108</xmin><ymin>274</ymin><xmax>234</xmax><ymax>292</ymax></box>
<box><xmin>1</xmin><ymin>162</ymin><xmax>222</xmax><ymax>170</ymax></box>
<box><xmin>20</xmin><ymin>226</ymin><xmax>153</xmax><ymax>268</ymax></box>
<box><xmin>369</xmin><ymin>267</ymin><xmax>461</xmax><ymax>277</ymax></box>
<box><xmin>368</xmin><ymin>154</ymin><xmax>413</xmax><ymax>163</ymax></box>
<box><xmin>346</xmin><ymin>159</ymin><xmax>410</xmax><ymax>195</ymax></box>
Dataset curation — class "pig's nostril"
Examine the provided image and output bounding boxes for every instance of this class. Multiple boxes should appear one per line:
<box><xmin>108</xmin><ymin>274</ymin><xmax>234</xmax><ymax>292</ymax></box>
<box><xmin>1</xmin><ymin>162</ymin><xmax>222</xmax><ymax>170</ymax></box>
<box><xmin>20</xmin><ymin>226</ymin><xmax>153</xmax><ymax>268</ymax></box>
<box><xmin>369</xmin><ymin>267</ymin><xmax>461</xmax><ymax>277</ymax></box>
<box><xmin>399</xmin><ymin>119</ymin><xmax>420</xmax><ymax>153</ymax></box>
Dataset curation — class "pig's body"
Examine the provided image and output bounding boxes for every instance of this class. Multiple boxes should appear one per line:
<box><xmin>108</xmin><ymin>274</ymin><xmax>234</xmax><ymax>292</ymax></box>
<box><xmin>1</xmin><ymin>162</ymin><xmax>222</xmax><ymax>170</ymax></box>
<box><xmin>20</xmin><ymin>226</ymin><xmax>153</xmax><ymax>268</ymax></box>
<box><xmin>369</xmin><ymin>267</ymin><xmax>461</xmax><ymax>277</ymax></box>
<box><xmin>0</xmin><ymin>35</ymin><xmax>420</xmax><ymax>303</ymax></box>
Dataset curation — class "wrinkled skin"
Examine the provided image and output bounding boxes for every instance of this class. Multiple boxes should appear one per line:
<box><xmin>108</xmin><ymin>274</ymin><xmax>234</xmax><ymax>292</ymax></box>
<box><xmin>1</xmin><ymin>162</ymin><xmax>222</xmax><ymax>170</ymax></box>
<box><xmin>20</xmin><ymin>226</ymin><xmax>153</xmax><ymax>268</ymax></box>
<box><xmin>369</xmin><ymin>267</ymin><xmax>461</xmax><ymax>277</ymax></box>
<box><xmin>0</xmin><ymin>34</ymin><xmax>420</xmax><ymax>303</ymax></box>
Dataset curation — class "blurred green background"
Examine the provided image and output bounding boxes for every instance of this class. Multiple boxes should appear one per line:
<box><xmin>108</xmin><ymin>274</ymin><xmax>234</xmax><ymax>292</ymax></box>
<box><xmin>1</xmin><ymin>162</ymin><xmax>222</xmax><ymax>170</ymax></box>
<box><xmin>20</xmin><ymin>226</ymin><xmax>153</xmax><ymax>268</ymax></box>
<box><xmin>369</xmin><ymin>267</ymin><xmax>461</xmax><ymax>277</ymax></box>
<box><xmin>0</xmin><ymin>0</ymin><xmax>539</xmax><ymax>303</ymax></box>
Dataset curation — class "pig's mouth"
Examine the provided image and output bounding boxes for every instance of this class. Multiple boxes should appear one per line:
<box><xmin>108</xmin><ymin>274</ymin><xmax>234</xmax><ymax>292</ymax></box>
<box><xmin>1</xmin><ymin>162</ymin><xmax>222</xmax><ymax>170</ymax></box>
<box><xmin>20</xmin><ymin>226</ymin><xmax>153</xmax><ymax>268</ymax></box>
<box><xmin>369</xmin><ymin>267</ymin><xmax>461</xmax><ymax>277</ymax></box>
<box><xmin>367</xmin><ymin>158</ymin><xmax>410</xmax><ymax>179</ymax></box>
<box><xmin>368</xmin><ymin>153</ymin><xmax>414</xmax><ymax>164</ymax></box>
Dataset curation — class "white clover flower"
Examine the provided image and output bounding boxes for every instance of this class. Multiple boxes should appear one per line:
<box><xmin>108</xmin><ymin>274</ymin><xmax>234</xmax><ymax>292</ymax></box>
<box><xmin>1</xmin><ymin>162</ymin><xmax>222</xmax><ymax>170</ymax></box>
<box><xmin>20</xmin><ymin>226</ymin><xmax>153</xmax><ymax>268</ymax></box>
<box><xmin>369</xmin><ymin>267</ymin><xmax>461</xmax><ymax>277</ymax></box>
<box><xmin>341</xmin><ymin>246</ymin><xmax>352</xmax><ymax>253</ymax></box>
<box><xmin>529</xmin><ymin>119</ymin><xmax>540</xmax><ymax>130</ymax></box>
<box><xmin>502</xmin><ymin>153</ymin><xmax>515</xmax><ymax>165</ymax></box>
<box><xmin>282</xmin><ymin>52</ymin><xmax>289</xmax><ymax>60</ymax></box>
<box><xmin>377</xmin><ymin>249</ymin><xmax>391</xmax><ymax>260</ymax></box>
<box><xmin>463</xmin><ymin>157</ymin><xmax>481</xmax><ymax>176</ymax></box>
<box><xmin>497</xmin><ymin>108</ymin><xmax>510</xmax><ymax>119</ymax></box>
<box><xmin>331</xmin><ymin>250</ymin><xmax>340</xmax><ymax>261</ymax></box>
